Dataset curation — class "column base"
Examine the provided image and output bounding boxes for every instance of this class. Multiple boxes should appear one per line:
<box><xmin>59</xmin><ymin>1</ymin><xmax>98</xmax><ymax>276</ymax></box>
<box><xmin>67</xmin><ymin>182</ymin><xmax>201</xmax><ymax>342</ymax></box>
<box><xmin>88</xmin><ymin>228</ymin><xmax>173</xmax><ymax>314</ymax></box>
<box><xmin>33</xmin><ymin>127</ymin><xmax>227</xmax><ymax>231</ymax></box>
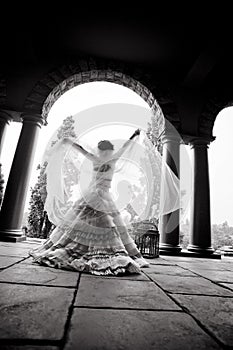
<box><xmin>0</xmin><ymin>229</ymin><xmax>26</xmax><ymax>242</ymax></box>
<box><xmin>187</xmin><ymin>244</ymin><xmax>215</xmax><ymax>255</ymax></box>
<box><xmin>159</xmin><ymin>243</ymin><xmax>182</xmax><ymax>254</ymax></box>
<box><xmin>160</xmin><ymin>249</ymin><xmax>221</xmax><ymax>259</ymax></box>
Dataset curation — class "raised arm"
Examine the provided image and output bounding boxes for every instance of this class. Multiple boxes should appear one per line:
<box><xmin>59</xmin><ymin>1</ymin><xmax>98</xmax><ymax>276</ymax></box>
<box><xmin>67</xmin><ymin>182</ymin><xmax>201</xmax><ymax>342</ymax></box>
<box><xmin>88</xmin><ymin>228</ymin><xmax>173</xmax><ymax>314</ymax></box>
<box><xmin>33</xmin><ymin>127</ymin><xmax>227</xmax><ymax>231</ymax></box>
<box><xmin>113</xmin><ymin>129</ymin><xmax>140</xmax><ymax>159</ymax></box>
<box><xmin>62</xmin><ymin>138</ymin><xmax>97</xmax><ymax>161</ymax></box>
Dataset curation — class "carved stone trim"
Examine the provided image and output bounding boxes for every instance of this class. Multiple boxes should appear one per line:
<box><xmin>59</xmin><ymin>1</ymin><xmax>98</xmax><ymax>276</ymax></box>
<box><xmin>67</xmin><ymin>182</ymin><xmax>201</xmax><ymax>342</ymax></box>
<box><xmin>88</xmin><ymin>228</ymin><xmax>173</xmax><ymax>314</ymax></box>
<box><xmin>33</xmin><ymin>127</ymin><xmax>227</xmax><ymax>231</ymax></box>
<box><xmin>23</xmin><ymin>58</ymin><xmax>180</xmax><ymax>133</ymax></box>
<box><xmin>0</xmin><ymin>76</ymin><xmax>6</xmax><ymax>106</ymax></box>
<box><xmin>199</xmin><ymin>97</ymin><xmax>229</xmax><ymax>136</ymax></box>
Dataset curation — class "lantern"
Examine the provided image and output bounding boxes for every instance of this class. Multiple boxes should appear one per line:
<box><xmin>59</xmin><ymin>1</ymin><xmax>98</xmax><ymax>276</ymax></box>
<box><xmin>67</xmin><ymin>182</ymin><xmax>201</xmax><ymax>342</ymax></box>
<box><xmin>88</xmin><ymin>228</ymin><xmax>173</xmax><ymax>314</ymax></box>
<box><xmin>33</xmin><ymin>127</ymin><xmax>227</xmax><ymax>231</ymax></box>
<box><xmin>134</xmin><ymin>219</ymin><xmax>160</xmax><ymax>258</ymax></box>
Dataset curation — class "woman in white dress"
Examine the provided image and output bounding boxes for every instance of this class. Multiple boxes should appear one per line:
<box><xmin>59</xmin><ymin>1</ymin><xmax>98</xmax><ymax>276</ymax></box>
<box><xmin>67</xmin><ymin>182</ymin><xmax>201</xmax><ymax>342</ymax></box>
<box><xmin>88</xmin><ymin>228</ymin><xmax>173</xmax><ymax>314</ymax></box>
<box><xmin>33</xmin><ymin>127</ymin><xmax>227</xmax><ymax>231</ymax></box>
<box><xmin>30</xmin><ymin>128</ymin><xmax>150</xmax><ymax>275</ymax></box>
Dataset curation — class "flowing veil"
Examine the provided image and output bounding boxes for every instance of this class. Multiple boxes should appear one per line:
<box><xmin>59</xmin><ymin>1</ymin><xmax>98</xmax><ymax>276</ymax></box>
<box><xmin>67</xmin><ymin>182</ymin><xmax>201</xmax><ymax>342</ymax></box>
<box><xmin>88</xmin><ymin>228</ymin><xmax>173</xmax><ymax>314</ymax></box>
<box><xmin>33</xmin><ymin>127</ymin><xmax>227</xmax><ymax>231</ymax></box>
<box><xmin>29</xmin><ymin>102</ymin><xmax>193</xmax><ymax>276</ymax></box>
<box><xmin>43</xmin><ymin>129</ymin><xmax>181</xmax><ymax>235</ymax></box>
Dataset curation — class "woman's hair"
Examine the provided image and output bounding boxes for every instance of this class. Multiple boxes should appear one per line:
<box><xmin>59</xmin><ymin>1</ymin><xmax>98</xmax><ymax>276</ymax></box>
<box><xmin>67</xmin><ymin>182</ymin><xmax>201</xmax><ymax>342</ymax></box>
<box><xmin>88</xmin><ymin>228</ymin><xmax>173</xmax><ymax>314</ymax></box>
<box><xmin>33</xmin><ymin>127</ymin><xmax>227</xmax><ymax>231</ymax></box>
<box><xmin>97</xmin><ymin>140</ymin><xmax>114</xmax><ymax>151</ymax></box>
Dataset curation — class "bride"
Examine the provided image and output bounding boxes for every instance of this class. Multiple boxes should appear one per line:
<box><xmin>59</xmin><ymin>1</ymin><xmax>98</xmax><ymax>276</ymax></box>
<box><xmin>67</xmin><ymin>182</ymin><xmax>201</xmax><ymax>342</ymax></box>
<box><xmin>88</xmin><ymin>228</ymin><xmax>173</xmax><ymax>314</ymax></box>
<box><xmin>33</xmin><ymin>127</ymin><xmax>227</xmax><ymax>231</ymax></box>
<box><xmin>29</xmin><ymin>128</ymin><xmax>152</xmax><ymax>275</ymax></box>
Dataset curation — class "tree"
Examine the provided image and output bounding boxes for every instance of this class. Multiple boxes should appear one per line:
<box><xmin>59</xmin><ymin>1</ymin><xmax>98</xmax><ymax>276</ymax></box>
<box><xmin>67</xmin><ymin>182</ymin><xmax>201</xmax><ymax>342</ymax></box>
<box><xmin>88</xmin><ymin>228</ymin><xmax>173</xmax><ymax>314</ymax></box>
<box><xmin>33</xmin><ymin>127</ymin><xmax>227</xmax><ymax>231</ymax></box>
<box><xmin>51</xmin><ymin>115</ymin><xmax>78</xmax><ymax>195</ymax></box>
<box><xmin>212</xmin><ymin>221</ymin><xmax>233</xmax><ymax>249</ymax></box>
<box><xmin>51</xmin><ymin>115</ymin><xmax>76</xmax><ymax>146</ymax></box>
<box><xmin>180</xmin><ymin>220</ymin><xmax>233</xmax><ymax>250</ymax></box>
<box><xmin>27</xmin><ymin>116</ymin><xmax>77</xmax><ymax>238</ymax></box>
<box><xmin>144</xmin><ymin>109</ymin><xmax>163</xmax><ymax>219</ymax></box>
<box><xmin>0</xmin><ymin>163</ymin><xmax>4</xmax><ymax>207</ymax></box>
<box><xmin>180</xmin><ymin>219</ymin><xmax>190</xmax><ymax>249</ymax></box>
<box><xmin>27</xmin><ymin>163</ymin><xmax>48</xmax><ymax>238</ymax></box>
<box><xmin>124</xmin><ymin>109</ymin><xmax>162</xmax><ymax>224</ymax></box>
<box><xmin>146</xmin><ymin>108</ymin><xmax>163</xmax><ymax>155</ymax></box>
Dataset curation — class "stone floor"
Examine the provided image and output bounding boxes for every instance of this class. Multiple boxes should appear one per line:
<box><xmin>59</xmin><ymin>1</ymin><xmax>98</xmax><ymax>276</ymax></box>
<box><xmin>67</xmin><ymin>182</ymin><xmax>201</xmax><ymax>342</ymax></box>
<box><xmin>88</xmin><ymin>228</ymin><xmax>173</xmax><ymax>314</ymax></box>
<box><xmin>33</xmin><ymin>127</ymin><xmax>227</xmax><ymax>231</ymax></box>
<box><xmin>0</xmin><ymin>240</ymin><xmax>233</xmax><ymax>349</ymax></box>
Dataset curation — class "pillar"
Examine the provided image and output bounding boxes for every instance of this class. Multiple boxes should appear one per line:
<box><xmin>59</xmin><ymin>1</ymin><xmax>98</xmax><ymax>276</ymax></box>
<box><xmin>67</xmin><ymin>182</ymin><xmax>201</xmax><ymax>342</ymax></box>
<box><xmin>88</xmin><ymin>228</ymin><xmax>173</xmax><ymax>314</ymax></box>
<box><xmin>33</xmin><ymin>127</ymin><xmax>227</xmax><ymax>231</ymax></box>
<box><xmin>0</xmin><ymin>111</ymin><xmax>12</xmax><ymax>157</ymax></box>
<box><xmin>0</xmin><ymin>114</ymin><xmax>43</xmax><ymax>241</ymax></box>
<box><xmin>159</xmin><ymin>133</ymin><xmax>182</xmax><ymax>254</ymax></box>
<box><xmin>187</xmin><ymin>137</ymin><xmax>214</xmax><ymax>254</ymax></box>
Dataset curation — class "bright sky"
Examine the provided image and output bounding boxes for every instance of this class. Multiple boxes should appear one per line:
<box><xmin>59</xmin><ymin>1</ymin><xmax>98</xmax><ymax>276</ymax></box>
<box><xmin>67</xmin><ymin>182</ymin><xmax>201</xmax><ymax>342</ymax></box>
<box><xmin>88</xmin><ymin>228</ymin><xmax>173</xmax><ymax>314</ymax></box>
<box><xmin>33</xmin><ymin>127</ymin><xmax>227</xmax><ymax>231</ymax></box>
<box><xmin>209</xmin><ymin>107</ymin><xmax>233</xmax><ymax>226</ymax></box>
<box><xmin>1</xmin><ymin>82</ymin><xmax>233</xmax><ymax>225</ymax></box>
<box><xmin>1</xmin><ymin>82</ymin><xmax>149</xmax><ymax>211</ymax></box>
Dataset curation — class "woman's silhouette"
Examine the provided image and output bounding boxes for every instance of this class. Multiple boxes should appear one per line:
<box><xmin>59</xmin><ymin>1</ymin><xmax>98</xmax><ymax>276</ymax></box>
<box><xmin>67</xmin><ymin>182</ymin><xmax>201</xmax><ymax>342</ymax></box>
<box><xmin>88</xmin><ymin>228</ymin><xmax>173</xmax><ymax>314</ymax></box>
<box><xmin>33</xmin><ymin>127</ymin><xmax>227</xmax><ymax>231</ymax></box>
<box><xmin>30</xmin><ymin>128</ymin><xmax>150</xmax><ymax>275</ymax></box>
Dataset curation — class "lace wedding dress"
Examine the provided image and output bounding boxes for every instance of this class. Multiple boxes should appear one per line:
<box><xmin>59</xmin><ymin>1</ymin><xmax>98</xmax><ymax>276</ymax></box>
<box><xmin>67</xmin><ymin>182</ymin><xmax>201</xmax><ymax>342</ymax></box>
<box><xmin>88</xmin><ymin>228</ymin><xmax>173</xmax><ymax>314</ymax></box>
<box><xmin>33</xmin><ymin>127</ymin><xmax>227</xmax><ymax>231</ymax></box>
<box><xmin>29</xmin><ymin>135</ymin><xmax>150</xmax><ymax>275</ymax></box>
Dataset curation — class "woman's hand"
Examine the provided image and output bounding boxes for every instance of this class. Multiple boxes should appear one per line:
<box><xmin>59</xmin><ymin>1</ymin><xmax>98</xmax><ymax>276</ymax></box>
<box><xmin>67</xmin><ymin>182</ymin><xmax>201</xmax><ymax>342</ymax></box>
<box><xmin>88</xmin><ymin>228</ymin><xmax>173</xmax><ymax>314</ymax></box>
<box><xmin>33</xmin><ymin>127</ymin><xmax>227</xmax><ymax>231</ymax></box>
<box><xmin>130</xmin><ymin>128</ymin><xmax>141</xmax><ymax>140</ymax></box>
<box><xmin>62</xmin><ymin>137</ymin><xmax>72</xmax><ymax>144</ymax></box>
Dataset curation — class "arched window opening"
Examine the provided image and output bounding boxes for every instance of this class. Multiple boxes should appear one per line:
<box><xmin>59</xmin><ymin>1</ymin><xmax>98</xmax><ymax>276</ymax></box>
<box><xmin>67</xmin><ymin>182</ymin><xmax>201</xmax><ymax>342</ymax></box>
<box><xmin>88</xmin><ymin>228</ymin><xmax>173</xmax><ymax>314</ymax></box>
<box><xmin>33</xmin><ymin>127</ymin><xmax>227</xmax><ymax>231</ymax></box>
<box><xmin>25</xmin><ymin>81</ymin><xmax>165</xmax><ymax>236</ymax></box>
<box><xmin>209</xmin><ymin>107</ymin><xmax>233</xmax><ymax>250</ymax></box>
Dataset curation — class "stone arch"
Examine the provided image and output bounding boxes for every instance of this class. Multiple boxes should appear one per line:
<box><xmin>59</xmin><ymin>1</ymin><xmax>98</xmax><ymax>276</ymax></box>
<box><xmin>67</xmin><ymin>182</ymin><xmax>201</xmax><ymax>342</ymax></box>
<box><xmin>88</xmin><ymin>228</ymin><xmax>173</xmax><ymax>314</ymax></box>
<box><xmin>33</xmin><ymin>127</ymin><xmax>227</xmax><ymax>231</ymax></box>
<box><xmin>23</xmin><ymin>58</ymin><xmax>180</xmax><ymax>135</ymax></box>
<box><xmin>0</xmin><ymin>75</ymin><xmax>6</xmax><ymax>107</ymax></box>
<box><xmin>199</xmin><ymin>96</ymin><xmax>232</xmax><ymax>137</ymax></box>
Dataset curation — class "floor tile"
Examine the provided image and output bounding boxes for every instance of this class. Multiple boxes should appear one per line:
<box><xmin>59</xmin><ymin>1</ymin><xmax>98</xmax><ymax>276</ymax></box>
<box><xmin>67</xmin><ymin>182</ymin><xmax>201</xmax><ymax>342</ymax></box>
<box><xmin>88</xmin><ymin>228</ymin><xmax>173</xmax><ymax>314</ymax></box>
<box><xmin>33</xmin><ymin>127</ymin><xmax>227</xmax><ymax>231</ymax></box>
<box><xmin>172</xmin><ymin>294</ymin><xmax>233</xmax><ymax>347</ymax></box>
<box><xmin>65</xmin><ymin>308</ymin><xmax>220</xmax><ymax>350</ymax></box>
<box><xmin>75</xmin><ymin>276</ymin><xmax>180</xmax><ymax>310</ymax></box>
<box><xmin>0</xmin><ymin>283</ymin><xmax>74</xmax><ymax>340</ymax></box>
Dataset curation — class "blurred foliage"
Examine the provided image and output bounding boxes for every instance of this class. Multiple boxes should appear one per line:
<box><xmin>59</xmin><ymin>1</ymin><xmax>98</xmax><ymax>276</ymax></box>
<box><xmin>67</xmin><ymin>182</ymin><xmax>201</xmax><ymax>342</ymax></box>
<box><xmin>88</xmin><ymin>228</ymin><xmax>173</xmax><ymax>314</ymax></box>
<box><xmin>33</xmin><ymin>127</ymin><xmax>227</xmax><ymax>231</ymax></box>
<box><xmin>0</xmin><ymin>163</ymin><xmax>4</xmax><ymax>207</ymax></box>
<box><xmin>27</xmin><ymin>116</ymin><xmax>77</xmax><ymax>238</ymax></box>
<box><xmin>180</xmin><ymin>220</ymin><xmax>233</xmax><ymax>249</ymax></box>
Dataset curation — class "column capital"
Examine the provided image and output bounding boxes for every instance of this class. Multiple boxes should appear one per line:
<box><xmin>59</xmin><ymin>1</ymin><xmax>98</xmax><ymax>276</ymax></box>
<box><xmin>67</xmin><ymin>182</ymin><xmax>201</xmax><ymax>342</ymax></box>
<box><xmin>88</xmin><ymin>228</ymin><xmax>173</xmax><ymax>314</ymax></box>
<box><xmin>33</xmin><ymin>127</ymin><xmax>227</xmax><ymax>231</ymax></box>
<box><xmin>21</xmin><ymin>113</ymin><xmax>44</xmax><ymax>128</ymax></box>
<box><xmin>160</xmin><ymin>132</ymin><xmax>181</xmax><ymax>145</ymax></box>
<box><xmin>181</xmin><ymin>135</ymin><xmax>215</xmax><ymax>147</ymax></box>
<box><xmin>0</xmin><ymin>110</ymin><xmax>13</xmax><ymax>124</ymax></box>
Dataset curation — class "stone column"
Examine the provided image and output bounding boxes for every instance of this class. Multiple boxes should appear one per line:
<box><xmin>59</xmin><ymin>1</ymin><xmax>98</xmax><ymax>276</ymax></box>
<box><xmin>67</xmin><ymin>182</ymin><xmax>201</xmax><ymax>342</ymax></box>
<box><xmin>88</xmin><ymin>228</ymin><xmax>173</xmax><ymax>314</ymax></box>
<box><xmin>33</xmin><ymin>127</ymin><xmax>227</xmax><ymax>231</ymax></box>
<box><xmin>0</xmin><ymin>111</ymin><xmax>12</xmax><ymax>157</ymax></box>
<box><xmin>187</xmin><ymin>137</ymin><xmax>214</xmax><ymax>254</ymax></box>
<box><xmin>0</xmin><ymin>114</ymin><xmax>43</xmax><ymax>242</ymax></box>
<box><xmin>159</xmin><ymin>133</ymin><xmax>182</xmax><ymax>254</ymax></box>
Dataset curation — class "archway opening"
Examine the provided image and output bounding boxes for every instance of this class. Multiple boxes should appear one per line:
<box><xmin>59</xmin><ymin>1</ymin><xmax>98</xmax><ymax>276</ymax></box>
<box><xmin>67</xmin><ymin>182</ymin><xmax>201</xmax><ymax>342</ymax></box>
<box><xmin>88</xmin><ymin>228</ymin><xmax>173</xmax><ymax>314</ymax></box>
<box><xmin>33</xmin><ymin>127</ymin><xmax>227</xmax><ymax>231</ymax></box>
<box><xmin>209</xmin><ymin>106</ymin><xmax>233</xmax><ymax>250</ymax></box>
<box><xmin>0</xmin><ymin>122</ymin><xmax>22</xmax><ymax>183</ymax></box>
<box><xmin>24</xmin><ymin>80</ymin><xmax>167</xmax><ymax>235</ymax></box>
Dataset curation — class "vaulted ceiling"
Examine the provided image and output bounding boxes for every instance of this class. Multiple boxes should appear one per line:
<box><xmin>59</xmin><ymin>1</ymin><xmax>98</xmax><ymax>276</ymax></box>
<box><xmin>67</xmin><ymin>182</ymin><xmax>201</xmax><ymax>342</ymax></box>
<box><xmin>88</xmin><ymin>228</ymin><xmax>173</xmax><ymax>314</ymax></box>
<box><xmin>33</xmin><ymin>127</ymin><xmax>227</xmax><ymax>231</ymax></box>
<box><xmin>0</xmin><ymin>7</ymin><xmax>232</xmax><ymax>133</ymax></box>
